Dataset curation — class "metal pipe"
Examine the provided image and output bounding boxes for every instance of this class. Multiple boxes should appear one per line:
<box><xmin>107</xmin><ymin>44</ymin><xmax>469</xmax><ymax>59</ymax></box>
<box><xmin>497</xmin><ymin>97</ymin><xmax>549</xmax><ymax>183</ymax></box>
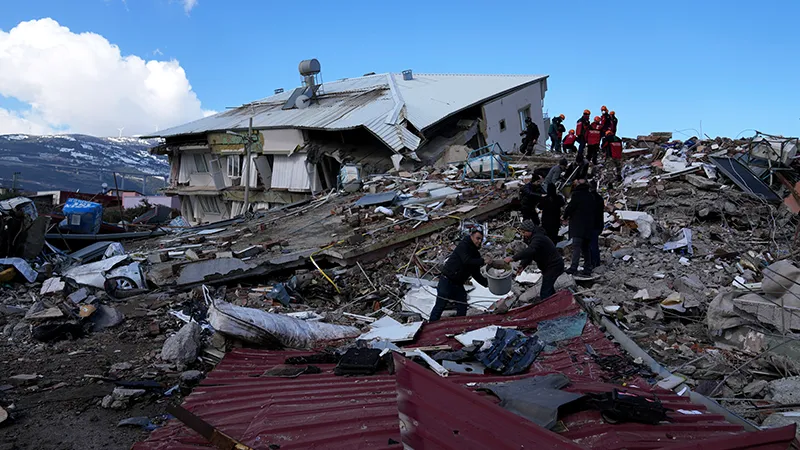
<box><xmin>244</xmin><ymin>117</ymin><xmax>252</xmax><ymax>213</ymax></box>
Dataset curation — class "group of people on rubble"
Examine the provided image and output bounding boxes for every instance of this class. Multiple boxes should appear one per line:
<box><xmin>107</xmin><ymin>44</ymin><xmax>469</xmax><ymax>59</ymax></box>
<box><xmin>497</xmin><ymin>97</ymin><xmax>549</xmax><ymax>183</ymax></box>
<box><xmin>429</xmin><ymin>106</ymin><xmax>623</xmax><ymax>322</ymax></box>
<box><xmin>430</xmin><ymin>164</ymin><xmax>607</xmax><ymax>322</ymax></box>
<box><xmin>520</xmin><ymin>106</ymin><xmax>623</xmax><ymax>182</ymax></box>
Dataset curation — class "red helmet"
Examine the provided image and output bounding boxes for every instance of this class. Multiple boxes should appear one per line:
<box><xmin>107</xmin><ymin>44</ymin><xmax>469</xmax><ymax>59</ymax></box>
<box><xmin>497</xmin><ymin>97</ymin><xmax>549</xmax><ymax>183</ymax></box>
<box><xmin>593</xmin><ymin>116</ymin><xmax>600</xmax><ymax>122</ymax></box>
<box><xmin>559</xmin><ymin>114</ymin><xmax>565</xmax><ymax>120</ymax></box>
<box><xmin>583</xmin><ymin>109</ymin><xmax>590</xmax><ymax>115</ymax></box>
<box><xmin>605</xmin><ymin>130</ymin><xmax>613</xmax><ymax>136</ymax></box>
<box><xmin>568</xmin><ymin>129</ymin><xmax>575</xmax><ymax>134</ymax></box>
<box><xmin>610</xmin><ymin>111</ymin><xmax>616</xmax><ymax>116</ymax></box>
<box><xmin>601</xmin><ymin>105</ymin><xmax>608</xmax><ymax>112</ymax></box>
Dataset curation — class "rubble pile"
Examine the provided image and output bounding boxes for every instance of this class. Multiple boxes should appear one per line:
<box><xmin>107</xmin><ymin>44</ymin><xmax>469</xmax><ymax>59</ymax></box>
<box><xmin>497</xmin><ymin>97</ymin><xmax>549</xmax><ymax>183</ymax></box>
<box><xmin>2</xmin><ymin>131</ymin><xmax>800</xmax><ymax>447</ymax></box>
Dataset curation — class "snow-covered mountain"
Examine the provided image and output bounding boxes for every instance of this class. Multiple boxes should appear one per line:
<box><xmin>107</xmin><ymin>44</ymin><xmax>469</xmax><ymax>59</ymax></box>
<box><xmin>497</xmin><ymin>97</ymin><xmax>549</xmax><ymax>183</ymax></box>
<box><xmin>0</xmin><ymin>134</ymin><xmax>169</xmax><ymax>195</ymax></box>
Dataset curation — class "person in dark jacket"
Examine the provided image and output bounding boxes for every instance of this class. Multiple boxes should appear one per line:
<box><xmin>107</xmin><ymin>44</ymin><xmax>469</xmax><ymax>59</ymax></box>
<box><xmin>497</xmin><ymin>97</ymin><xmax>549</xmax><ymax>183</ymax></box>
<box><xmin>609</xmin><ymin>111</ymin><xmax>618</xmax><ymax>134</ymax></box>
<box><xmin>599</xmin><ymin>105</ymin><xmax>611</xmax><ymax>134</ymax></box>
<box><xmin>576</xmin><ymin>110</ymin><xmax>591</xmax><ymax>160</ymax></box>
<box><xmin>504</xmin><ymin>220</ymin><xmax>564</xmax><ymax>300</ymax></box>
<box><xmin>548</xmin><ymin>114</ymin><xmax>566</xmax><ymax>153</ymax></box>
<box><xmin>430</xmin><ymin>229</ymin><xmax>489</xmax><ymax>322</ymax></box>
<box><xmin>519</xmin><ymin>175</ymin><xmax>543</xmax><ymax>225</ymax></box>
<box><xmin>563</xmin><ymin>180</ymin><xmax>595</xmax><ymax>276</ymax></box>
<box><xmin>539</xmin><ymin>182</ymin><xmax>565</xmax><ymax>244</ymax></box>
<box><xmin>588</xmin><ymin>180</ymin><xmax>605</xmax><ymax>268</ymax></box>
<box><xmin>520</xmin><ymin>117</ymin><xmax>540</xmax><ymax>155</ymax></box>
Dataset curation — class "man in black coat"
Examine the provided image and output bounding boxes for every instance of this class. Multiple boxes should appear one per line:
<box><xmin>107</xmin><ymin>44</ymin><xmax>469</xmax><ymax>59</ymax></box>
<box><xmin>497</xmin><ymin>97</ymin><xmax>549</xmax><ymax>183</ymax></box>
<box><xmin>504</xmin><ymin>220</ymin><xmax>564</xmax><ymax>300</ymax></box>
<box><xmin>563</xmin><ymin>180</ymin><xmax>594</xmax><ymax>276</ymax></box>
<box><xmin>430</xmin><ymin>229</ymin><xmax>489</xmax><ymax>322</ymax></box>
<box><xmin>588</xmin><ymin>180</ymin><xmax>605</xmax><ymax>268</ymax></box>
<box><xmin>520</xmin><ymin>117</ymin><xmax>540</xmax><ymax>155</ymax></box>
<box><xmin>519</xmin><ymin>175</ymin><xmax>543</xmax><ymax>225</ymax></box>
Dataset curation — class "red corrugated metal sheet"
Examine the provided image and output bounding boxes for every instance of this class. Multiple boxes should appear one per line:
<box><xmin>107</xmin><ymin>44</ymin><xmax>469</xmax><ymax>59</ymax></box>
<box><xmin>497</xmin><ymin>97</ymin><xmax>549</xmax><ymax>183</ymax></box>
<box><xmin>135</xmin><ymin>291</ymin><xmax>799</xmax><ymax>450</ymax></box>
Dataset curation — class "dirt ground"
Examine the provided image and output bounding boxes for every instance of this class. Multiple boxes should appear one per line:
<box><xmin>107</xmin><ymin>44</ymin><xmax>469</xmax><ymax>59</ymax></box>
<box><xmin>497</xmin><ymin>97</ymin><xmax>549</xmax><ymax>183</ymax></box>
<box><xmin>0</xmin><ymin>309</ymin><xmax>189</xmax><ymax>450</ymax></box>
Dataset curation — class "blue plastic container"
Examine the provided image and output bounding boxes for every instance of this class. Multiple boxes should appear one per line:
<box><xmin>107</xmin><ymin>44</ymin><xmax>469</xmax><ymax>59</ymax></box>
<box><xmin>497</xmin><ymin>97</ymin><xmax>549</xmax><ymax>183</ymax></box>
<box><xmin>59</xmin><ymin>198</ymin><xmax>104</xmax><ymax>234</ymax></box>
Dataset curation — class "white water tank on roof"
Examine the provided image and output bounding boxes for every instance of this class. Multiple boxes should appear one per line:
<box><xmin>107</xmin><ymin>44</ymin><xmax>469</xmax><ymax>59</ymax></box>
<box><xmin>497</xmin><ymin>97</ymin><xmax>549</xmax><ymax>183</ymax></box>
<box><xmin>299</xmin><ymin>59</ymin><xmax>321</xmax><ymax>76</ymax></box>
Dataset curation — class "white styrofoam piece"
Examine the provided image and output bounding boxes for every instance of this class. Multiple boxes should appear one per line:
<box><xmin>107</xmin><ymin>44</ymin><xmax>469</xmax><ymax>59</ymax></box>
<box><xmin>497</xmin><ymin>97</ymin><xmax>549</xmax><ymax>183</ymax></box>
<box><xmin>358</xmin><ymin>321</ymin><xmax>423</xmax><ymax>343</ymax></box>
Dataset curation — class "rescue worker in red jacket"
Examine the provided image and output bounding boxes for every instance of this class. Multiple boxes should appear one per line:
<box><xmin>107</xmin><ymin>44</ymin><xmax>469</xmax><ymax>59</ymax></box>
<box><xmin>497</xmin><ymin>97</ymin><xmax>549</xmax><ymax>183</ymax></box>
<box><xmin>602</xmin><ymin>130</ymin><xmax>624</xmax><ymax>184</ymax></box>
<box><xmin>563</xmin><ymin>129</ymin><xmax>578</xmax><ymax>154</ymax></box>
<box><xmin>586</xmin><ymin>116</ymin><xmax>603</xmax><ymax>165</ymax></box>
<box><xmin>576</xmin><ymin>110</ymin><xmax>591</xmax><ymax>162</ymax></box>
<box><xmin>609</xmin><ymin>111</ymin><xmax>618</xmax><ymax>135</ymax></box>
<box><xmin>599</xmin><ymin>106</ymin><xmax>611</xmax><ymax>134</ymax></box>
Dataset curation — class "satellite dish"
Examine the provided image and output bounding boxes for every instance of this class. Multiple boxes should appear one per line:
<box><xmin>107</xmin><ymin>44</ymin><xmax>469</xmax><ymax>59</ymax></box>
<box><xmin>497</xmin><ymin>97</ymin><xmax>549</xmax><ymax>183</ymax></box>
<box><xmin>295</xmin><ymin>94</ymin><xmax>310</xmax><ymax>109</ymax></box>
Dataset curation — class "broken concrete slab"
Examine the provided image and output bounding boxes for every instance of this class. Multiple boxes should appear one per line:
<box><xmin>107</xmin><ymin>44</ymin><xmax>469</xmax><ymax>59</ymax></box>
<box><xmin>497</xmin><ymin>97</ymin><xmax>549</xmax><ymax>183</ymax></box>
<box><xmin>175</xmin><ymin>258</ymin><xmax>255</xmax><ymax>286</ymax></box>
<box><xmin>761</xmin><ymin>412</ymin><xmax>800</xmax><ymax>439</ymax></box>
<box><xmin>770</xmin><ymin>376</ymin><xmax>800</xmax><ymax>405</ymax></box>
<box><xmin>743</xmin><ymin>379</ymin><xmax>768</xmax><ymax>397</ymax></box>
<box><xmin>685</xmin><ymin>174</ymin><xmax>718</xmax><ymax>190</ymax></box>
<box><xmin>40</xmin><ymin>277</ymin><xmax>65</xmax><ymax>295</ymax></box>
<box><xmin>160</xmin><ymin>322</ymin><xmax>201</xmax><ymax>367</ymax></box>
<box><xmin>68</xmin><ymin>287</ymin><xmax>89</xmax><ymax>304</ymax></box>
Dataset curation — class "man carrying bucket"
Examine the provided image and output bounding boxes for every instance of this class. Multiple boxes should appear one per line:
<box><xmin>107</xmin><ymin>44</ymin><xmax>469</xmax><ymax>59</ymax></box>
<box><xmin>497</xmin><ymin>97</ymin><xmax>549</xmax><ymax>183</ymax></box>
<box><xmin>504</xmin><ymin>220</ymin><xmax>564</xmax><ymax>300</ymax></box>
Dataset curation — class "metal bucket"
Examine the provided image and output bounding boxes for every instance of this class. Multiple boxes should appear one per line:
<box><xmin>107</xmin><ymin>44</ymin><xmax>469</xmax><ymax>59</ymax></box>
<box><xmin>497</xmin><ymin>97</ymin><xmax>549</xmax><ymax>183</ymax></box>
<box><xmin>481</xmin><ymin>262</ymin><xmax>513</xmax><ymax>296</ymax></box>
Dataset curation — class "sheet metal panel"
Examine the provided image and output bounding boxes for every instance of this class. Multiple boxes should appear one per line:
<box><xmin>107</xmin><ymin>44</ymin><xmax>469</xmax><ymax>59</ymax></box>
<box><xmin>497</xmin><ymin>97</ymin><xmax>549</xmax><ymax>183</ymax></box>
<box><xmin>270</xmin><ymin>154</ymin><xmax>316</xmax><ymax>192</ymax></box>
<box><xmin>135</xmin><ymin>292</ymin><xmax>796</xmax><ymax>450</ymax></box>
<box><xmin>709</xmin><ymin>156</ymin><xmax>781</xmax><ymax>203</ymax></box>
<box><xmin>149</xmin><ymin>73</ymin><xmax>545</xmax><ymax>153</ymax></box>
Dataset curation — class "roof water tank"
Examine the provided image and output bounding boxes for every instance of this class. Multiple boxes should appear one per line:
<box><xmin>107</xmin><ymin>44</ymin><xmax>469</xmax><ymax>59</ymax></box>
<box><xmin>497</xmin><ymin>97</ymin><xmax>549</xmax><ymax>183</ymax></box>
<box><xmin>299</xmin><ymin>59</ymin><xmax>321</xmax><ymax>76</ymax></box>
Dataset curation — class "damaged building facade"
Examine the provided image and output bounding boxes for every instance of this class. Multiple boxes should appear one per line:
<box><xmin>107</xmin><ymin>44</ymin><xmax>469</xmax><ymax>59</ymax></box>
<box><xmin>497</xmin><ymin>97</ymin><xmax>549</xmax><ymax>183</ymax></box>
<box><xmin>147</xmin><ymin>60</ymin><xmax>548</xmax><ymax>224</ymax></box>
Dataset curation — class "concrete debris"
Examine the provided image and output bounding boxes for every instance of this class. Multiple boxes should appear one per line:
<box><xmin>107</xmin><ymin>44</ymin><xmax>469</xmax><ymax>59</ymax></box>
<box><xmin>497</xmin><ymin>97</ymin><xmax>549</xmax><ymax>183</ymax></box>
<box><xmin>2</xmin><ymin>128</ymin><xmax>800</xmax><ymax>445</ymax></box>
<box><xmin>160</xmin><ymin>322</ymin><xmax>202</xmax><ymax>367</ymax></box>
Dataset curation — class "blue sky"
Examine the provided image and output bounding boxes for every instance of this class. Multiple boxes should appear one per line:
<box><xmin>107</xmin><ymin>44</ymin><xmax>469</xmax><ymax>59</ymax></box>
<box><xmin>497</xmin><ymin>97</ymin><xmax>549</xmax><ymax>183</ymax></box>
<box><xmin>1</xmin><ymin>0</ymin><xmax>798</xmax><ymax>139</ymax></box>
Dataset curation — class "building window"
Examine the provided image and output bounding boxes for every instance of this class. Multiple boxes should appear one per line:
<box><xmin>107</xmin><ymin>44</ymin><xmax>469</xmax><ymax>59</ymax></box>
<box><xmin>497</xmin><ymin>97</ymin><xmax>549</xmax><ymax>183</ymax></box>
<box><xmin>198</xmin><ymin>196</ymin><xmax>220</xmax><ymax>214</ymax></box>
<box><xmin>193</xmin><ymin>154</ymin><xmax>208</xmax><ymax>173</ymax></box>
<box><xmin>518</xmin><ymin>106</ymin><xmax>532</xmax><ymax>130</ymax></box>
<box><xmin>499</xmin><ymin>119</ymin><xmax>506</xmax><ymax>131</ymax></box>
<box><xmin>227</xmin><ymin>155</ymin><xmax>241</xmax><ymax>178</ymax></box>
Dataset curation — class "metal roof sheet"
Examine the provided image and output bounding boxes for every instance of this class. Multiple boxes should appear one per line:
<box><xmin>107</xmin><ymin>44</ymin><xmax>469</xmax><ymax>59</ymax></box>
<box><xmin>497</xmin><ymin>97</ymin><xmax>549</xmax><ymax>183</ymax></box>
<box><xmin>149</xmin><ymin>73</ymin><xmax>545</xmax><ymax>152</ymax></box>
<box><xmin>134</xmin><ymin>292</ymin><xmax>795</xmax><ymax>450</ymax></box>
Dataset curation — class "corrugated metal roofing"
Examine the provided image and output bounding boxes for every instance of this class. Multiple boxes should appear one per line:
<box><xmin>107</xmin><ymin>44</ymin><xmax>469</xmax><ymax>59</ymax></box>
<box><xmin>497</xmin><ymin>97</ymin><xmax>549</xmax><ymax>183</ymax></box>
<box><xmin>135</xmin><ymin>292</ymin><xmax>796</xmax><ymax>450</ymax></box>
<box><xmin>149</xmin><ymin>73</ymin><xmax>546</xmax><ymax>152</ymax></box>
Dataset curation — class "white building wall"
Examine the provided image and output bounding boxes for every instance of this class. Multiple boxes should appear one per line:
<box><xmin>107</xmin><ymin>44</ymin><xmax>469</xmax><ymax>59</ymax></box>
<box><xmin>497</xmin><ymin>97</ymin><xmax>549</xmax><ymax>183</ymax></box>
<box><xmin>481</xmin><ymin>81</ymin><xmax>546</xmax><ymax>154</ymax></box>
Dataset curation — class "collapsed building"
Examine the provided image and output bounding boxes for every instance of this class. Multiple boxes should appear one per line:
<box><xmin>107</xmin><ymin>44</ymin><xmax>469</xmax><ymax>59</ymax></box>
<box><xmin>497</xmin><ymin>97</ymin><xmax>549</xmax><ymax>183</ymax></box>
<box><xmin>146</xmin><ymin>60</ymin><xmax>549</xmax><ymax>224</ymax></box>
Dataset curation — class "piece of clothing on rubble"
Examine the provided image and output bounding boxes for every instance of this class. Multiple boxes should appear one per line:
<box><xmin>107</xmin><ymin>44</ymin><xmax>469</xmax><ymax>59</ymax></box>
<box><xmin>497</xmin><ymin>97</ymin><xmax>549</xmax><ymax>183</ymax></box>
<box><xmin>476</xmin><ymin>327</ymin><xmax>543</xmax><ymax>375</ymax></box>
<box><xmin>511</xmin><ymin>225</ymin><xmax>564</xmax><ymax>299</ymax></box>
<box><xmin>431</xmin><ymin>235</ymin><xmax>488</xmax><ymax>322</ymax></box>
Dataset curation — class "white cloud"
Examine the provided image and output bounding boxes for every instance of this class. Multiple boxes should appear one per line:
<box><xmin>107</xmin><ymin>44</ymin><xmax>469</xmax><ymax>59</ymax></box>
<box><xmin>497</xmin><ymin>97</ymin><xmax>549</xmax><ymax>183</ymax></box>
<box><xmin>153</xmin><ymin>48</ymin><xmax>163</xmax><ymax>56</ymax></box>
<box><xmin>0</xmin><ymin>18</ymin><xmax>211</xmax><ymax>136</ymax></box>
<box><xmin>182</xmin><ymin>0</ymin><xmax>198</xmax><ymax>14</ymax></box>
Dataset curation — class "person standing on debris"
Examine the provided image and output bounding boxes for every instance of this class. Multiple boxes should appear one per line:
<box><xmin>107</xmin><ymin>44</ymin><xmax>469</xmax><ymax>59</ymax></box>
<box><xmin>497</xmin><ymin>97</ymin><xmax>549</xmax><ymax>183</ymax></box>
<box><xmin>520</xmin><ymin>175</ymin><xmax>543</xmax><ymax>225</ymax></box>
<box><xmin>520</xmin><ymin>117</ymin><xmax>540</xmax><ymax>155</ymax></box>
<box><xmin>599</xmin><ymin>106</ymin><xmax>611</xmax><ymax>134</ymax></box>
<box><xmin>563</xmin><ymin>179</ymin><xmax>595</xmax><ymax>276</ymax></box>
<box><xmin>588</xmin><ymin>180</ymin><xmax>605</xmax><ymax>268</ymax></box>
<box><xmin>586</xmin><ymin>117</ymin><xmax>603</xmax><ymax>165</ymax></box>
<box><xmin>542</xmin><ymin>158</ymin><xmax>568</xmax><ymax>194</ymax></box>
<box><xmin>504</xmin><ymin>220</ymin><xmax>564</xmax><ymax>300</ymax></box>
<box><xmin>563</xmin><ymin>129</ymin><xmax>578</xmax><ymax>154</ymax></box>
<box><xmin>430</xmin><ymin>229</ymin><xmax>489</xmax><ymax>322</ymax></box>
<box><xmin>539</xmin><ymin>182</ymin><xmax>565</xmax><ymax>244</ymax></box>
<box><xmin>548</xmin><ymin>114</ymin><xmax>566</xmax><ymax>153</ymax></box>
<box><xmin>576</xmin><ymin>110</ymin><xmax>591</xmax><ymax>160</ymax></box>
<box><xmin>609</xmin><ymin>111</ymin><xmax>618</xmax><ymax>135</ymax></box>
<box><xmin>602</xmin><ymin>130</ymin><xmax>624</xmax><ymax>183</ymax></box>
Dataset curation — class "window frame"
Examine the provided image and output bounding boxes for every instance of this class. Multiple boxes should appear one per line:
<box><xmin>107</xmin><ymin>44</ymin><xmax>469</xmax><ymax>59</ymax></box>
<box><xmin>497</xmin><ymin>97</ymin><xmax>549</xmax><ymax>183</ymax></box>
<box><xmin>227</xmin><ymin>155</ymin><xmax>242</xmax><ymax>178</ymax></box>
<box><xmin>499</xmin><ymin>119</ymin><xmax>506</xmax><ymax>131</ymax></box>
<box><xmin>193</xmin><ymin>154</ymin><xmax>208</xmax><ymax>173</ymax></box>
<box><xmin>198</xmin><ymin>196</ymin><xmax>220</xmax><ymax>214</ymax></box>
<box><xmin>518</xmin><ymin>105</ymin><xmax>532</xmax><ymax>130</ymax></box>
